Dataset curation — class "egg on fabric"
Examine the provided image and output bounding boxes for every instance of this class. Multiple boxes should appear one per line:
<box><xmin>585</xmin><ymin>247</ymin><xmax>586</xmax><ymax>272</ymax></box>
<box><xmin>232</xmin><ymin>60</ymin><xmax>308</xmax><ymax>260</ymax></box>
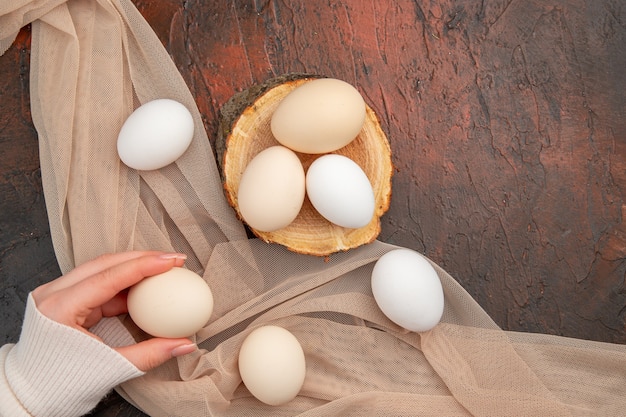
<box><xmin>237</xmin><ymin>146</ymin><xmax>306</xmax><ymax>232</ymax></box>
<box><xmin>127</xmin><ymin>267</ymin><xmax>213</xmax><ymax>338</ymax></box>
<box><xmin>371</xmin><ymin>249</ymin><xmax>444</xmax><ymax>332</ymax></box>
<box><xmin>305</xmin><ymin>154</ymin><xmax>375</xmax><ymax>229</ymax></box>
<box><xmin>238</xmin><ymin>325</ymin><xmax>306</xmax><ymax>406</ymax></box>
<box><xmin>270</xmin><ymin>78</ymin><xmax>366</xmax><ymax>154</ymax></box>
<box><xmin>117</xmin><ymin>98</ymin><xmax>194</xmax><ymax>171</ymax></box>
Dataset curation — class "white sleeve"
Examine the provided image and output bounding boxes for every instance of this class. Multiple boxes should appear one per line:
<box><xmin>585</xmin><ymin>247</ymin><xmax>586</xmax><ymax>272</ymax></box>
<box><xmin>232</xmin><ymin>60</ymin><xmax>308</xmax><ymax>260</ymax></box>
<box><xmin>0</xmin><ymin>293</ymin><xmax>144</xmax><ymax>417</ymax></box>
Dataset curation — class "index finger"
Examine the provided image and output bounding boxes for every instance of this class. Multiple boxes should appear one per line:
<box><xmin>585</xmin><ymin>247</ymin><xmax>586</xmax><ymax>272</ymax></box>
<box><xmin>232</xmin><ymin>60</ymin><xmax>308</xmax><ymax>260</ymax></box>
<box><xmin>34</xmin><ymin>251</ymin><xmax>167</xmax><ymax>301</ymax></box>
<box><xmin>68</xmin><ymin>253</ymin><xmax>188</xmax><ymax>310</ymax></box>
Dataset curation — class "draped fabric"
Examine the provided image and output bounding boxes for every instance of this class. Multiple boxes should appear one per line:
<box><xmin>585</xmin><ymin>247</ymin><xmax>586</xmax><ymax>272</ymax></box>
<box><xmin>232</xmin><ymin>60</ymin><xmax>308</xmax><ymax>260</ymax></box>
<box><xmin>1</xmin><ymin>1</ymin><xmax>625</xmax><ymax>415</ymax></box>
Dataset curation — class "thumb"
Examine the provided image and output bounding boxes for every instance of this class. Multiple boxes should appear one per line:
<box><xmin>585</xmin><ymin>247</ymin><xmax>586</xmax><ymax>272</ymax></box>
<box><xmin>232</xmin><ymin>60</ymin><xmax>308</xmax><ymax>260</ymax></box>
<box><xmin>116</xmin><ymin>338</ymin><xmax>197</xmax><ymax>371</ymax></box>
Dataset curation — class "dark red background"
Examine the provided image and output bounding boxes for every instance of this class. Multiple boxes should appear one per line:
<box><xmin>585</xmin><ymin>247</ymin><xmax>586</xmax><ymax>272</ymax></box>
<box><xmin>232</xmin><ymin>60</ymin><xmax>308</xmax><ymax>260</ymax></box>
<box><xmin>1</xmin><ymin>1</ymin><xmax>624</xmax><ymax>415</ymax></box>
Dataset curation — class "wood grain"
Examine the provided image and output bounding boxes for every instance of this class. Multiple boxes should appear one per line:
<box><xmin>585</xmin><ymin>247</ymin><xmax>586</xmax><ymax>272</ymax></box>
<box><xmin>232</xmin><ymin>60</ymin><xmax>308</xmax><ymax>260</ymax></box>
<box><xmin>218</xmin><ymin>75</ymin><xmax>393</xmax><ymax>256</ymax></box>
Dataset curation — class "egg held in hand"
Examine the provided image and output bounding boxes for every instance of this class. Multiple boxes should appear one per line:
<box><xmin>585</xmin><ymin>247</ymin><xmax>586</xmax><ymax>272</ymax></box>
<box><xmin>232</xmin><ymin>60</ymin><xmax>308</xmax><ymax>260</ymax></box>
<box><xmin>127</xmin><ymin>267</ymin><xmax>214</xmax><ymax>338</ymax></box>
<box><xmin>270</xmin><ymin>78</ymin><xmax>366</xmax><ymax>154</ymax></box>
<box><xmin>238</xmin><ymin>325</ymin><xmax>306</xmax><ymax>406</ymax></box>
<box><xmin>371</xmin><ymin>249</ymin><xmax>444</xmax><ymax>332</ymax></box>
<box><xmin>117</xmin><ymin>98</ymin><xmax>194</xmax><ymax>171</ymax></box>
<box><xmin>237</xmin><ymin>146</ymin><xmax>306</xmax><ymax>232</ymax></box>
<box><xmin>306</xmin><ymin>154</ymin><xmax>375</xmax><ymax>229</ymax></box>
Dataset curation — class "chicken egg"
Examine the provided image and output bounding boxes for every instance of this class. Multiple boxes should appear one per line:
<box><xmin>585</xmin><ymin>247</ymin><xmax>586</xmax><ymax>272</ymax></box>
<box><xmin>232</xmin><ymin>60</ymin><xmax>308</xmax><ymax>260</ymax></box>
<box><xmin>237</xmin><ymin>146</ymin><xmax>306</xmax><ymax>232</ymax></box>
<box><xmin>127</xmin><ymin>267</ymin><xmax>213</xmax><ymax>338</ymax></box>
<box><xmin>371</xmin><ymin>249</ymin><xmax>444</xmax><ymax>332</ymax></box>
<box><xmin>270</xmin><ymin>78</ymin><xmax>366</xmax><ymax>154</ymax></box>
<box><xmin>238</xmin><ymin>325</ymin><xmax>306</xmax><ymax>406</ymax></box>
<box><xmin>305</xmin><ymin>154</ymin><xmax>375</xmax><ymax>229</ymax></box>
<box><xmin>117</xmin><ymin>99</ymin><xmax>194</xmax><ymax>171</ymax></box>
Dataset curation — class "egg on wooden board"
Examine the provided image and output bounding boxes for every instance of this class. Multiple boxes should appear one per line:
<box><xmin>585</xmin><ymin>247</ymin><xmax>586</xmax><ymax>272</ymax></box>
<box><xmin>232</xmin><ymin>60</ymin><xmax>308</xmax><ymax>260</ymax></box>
<box><xmin>371</xmin><ymin>249</ymin><xmax>444</xmax><ymax>332</ymax></box>
<box><xmin>238</xmin><ymin>325</ymin><xmax>306</xmax><ymax>406</ymax></box>
<box><xmin>305</xmin><ymin>154</ymin><xmax>375</xmax><ymax>229</ymax></box>
<box><xmin>127</xmin><ymin>267</ymin><xmax>213</xmax><ymax>338</ymax></box>
<box><xmin>237</xmin><ymin>146</ymin><xmax>306</xmax><ymax>232</ymax></box>
<box><xmin>117</xmin><ymin>99</ymin><xmax>194</xmax><ymax>171</ymax></box>
<box><xmin>270</xmin><ymin>78</ymin><xmax>366</xmax><ymax>154</ymax></box>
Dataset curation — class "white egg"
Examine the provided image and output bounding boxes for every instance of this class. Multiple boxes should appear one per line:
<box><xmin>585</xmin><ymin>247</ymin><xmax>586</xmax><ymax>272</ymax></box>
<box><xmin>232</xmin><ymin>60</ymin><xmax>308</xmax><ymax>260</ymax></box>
<box><xmin>371</xmin><ymin>249</ymin><xmax>444</xmax><ymax>332</ymax></box>
<box><xmin>117</xmin><ymin>99</ymin><xmax>194</xmax><ymax>171</ymax></box>
<box><xmin>237</xmin><ymin>146</ymin><xmax>306</xmax><ymax>232</ymax></box>
<box><xmin>127</xmin><ymin>267</ymin><xmax>213</xmax><ymax>338</ymax></box>
<box><xmin>270</xmin><ymin>78</ymin><xmax>366</xmax><ymax>154</ymax></box>
<box><xmin>305</xmin><ymin>154</ymin><xmax>375</xmax><ymax>229</ymax></box>
<box><xmin>238</xmin><ymin>325</ymin><xmax>306</xmax><ymax>406</ymax></box>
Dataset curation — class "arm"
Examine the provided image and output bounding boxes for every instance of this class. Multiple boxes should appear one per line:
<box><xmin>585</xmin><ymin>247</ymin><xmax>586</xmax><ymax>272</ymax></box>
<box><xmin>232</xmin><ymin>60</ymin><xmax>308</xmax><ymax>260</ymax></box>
<box><xmin>0</xmin><ymin>294</ymin><xmax>142</xmax><ymax>416</ymax></box>
<box><xmin>0</xmin><ymin>252</ymin><xmax>197</xmax><ymax>417</ymax></box>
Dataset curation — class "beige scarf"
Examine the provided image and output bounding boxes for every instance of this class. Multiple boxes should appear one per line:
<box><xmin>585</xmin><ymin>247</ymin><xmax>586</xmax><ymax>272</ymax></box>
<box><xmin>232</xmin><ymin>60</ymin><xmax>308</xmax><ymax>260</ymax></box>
<box><xmin>1</xmin><ymin>1</ymin><xmax>625</xmax><ymax>415</ymax></box>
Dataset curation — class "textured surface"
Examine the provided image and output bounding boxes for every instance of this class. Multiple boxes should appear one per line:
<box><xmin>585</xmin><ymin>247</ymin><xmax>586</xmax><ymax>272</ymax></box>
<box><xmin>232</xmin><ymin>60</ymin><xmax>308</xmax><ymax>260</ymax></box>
<box><xmin>0</xmin><ymin>1</ymin><xmax>624</xmax><ymax>416</ymax></box>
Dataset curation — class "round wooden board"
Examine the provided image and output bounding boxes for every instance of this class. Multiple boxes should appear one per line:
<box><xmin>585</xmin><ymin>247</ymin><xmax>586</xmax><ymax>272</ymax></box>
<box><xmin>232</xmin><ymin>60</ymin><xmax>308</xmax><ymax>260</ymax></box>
<box><xmin>219</xmin><ymin>76</ymin><xmax>393</xmax><ymax>256</ymax></box>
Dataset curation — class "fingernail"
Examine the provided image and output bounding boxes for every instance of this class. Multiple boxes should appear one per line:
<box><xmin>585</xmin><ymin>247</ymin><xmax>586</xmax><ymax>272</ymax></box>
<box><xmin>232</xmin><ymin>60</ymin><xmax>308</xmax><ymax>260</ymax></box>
<box><xmin>159</xmin><ymin>253</ymin><xmax>188</xmax><ymax>260</ymax></box>
<box><xmin>171</xmin><ymin>343</ymin><xmax>197</xmax><ymax>358</ymax></box>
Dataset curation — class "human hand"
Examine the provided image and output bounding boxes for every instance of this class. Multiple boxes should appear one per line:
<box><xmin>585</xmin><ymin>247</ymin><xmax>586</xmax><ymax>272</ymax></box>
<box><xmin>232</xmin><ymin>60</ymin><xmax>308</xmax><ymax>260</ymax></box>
<box><xmin>31</xmin><ymin>251</ymin><xmax>198</xmax><ymax>371</ymax></box>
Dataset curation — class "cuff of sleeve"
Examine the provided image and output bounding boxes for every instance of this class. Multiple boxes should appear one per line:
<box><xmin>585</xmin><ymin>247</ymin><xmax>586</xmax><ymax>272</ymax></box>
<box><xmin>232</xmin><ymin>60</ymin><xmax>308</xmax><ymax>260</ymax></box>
<box><xmin>90</xmin><ymin>315</ymin><xmax>139</xmax><ymax>348</ymax></box>
<box><xmin>0</xmin><ymin>344</ymin><xmax>32</xmax><ymax>417</ymax></box>
<box><xmin>4</xmin><ymin>293</ymin><xmax>144</xmax><ymax>417</ymax></box>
